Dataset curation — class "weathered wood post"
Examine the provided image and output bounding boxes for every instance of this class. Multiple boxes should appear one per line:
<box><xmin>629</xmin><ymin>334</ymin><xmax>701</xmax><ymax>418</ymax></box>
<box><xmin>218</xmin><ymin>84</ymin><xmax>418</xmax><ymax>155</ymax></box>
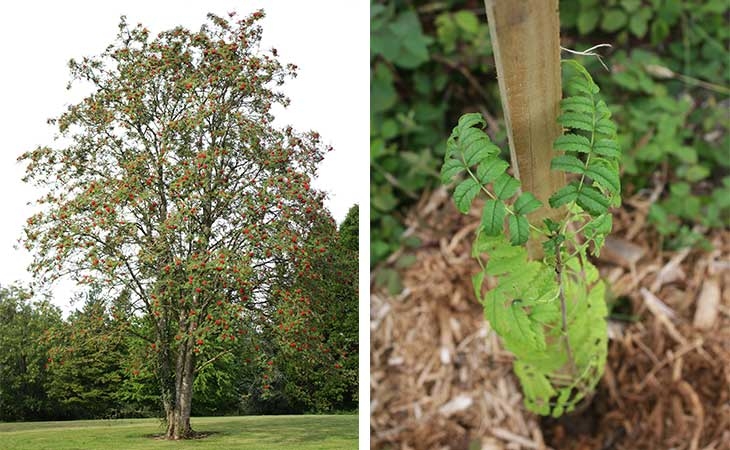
<box><xmin>484</xmin><ymin>0</ymin><xmax>565</xmax><ymax>257</ymax></box>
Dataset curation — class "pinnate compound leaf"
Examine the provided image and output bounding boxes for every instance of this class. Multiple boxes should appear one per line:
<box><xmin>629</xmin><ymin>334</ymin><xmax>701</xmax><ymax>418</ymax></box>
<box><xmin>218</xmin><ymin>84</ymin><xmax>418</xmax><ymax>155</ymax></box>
<box><xmin>453</xmin><ymin>178</ymin><xmax>480</xmax><ymax>213</ymax></box>
<box><xmin>514</xmin><ymin>192</ymin><xmax>542</xmax><ymax>215</ymax></box>
<box><xmin>493</xmin><ymin>173</ymin><xmax>520</xmax><ymax>200</ymax></box>
<box><xmin>509</xmin><ymin>214</ymin><xmax>530</xmax><ymax>246</ymax></box>
<box><xmin>554</xmin><ymin>134</ymin><xmax>591</xmax><ymax>153</ymax></box>
<box><xmin>551</xmin><ymin>155</ymin><xmax>586</xmax><ymax>174</ymax></box>
<box><xmin>481</xmin><ymin>199</ymin><xmax>507</xmax><ymax>236</ymax></box>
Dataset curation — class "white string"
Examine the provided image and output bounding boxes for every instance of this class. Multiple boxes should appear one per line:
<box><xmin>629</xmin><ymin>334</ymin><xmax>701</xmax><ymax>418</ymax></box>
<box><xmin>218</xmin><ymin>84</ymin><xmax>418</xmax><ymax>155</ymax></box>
<box><xmin>560</xmin><ymin>44</ymin><xmax>612</xmax><ymax>71</ymax></box>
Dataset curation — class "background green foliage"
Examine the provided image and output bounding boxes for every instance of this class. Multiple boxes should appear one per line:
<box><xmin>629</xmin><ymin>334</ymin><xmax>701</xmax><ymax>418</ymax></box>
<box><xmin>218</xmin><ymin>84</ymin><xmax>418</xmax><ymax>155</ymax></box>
<box><xmin>0</xmin><ymin>286</ymin><xmax>61</xmax><ymax>421</ymax></box>
<box><xmin>370</xmin><ymin>0</ymin><xmax>729</xmax><ymax>274</ymax></box>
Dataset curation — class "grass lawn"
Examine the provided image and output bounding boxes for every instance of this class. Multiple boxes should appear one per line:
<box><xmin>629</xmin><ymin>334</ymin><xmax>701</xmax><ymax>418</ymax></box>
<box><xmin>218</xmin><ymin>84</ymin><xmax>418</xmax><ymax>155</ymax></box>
<box><xmin>0</xmin><ymin>414</ymin><xmax>357</xmax><ymax>450</ymax></box>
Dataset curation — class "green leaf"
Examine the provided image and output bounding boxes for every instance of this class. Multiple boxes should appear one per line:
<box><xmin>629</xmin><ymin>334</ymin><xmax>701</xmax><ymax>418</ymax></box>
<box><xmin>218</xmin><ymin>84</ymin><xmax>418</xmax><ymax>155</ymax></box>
<box><xmin>371</xmin><ymin>63</ymin><xmax>397</xmax><ymax>114</ymax></box>
<box><xmin>629</xmin><ymin>9</ymin><xmax>650</xmax><ymax>37</ymax></box>
<box><xmin>454</xmin><ymin>112</ymin><xmax>486</xmax><ymax>133</ymax></box>
<box><xmin>554</xmin><ymin>134</ymin><xmax>591</xmax><ymax>153</ymax></box>
<box><xmin>493</xmin><ymin>173</ymin><xmax>520</xmax><ymax>200</ymax></box>
<box><xmin>621</xmin><ymin>0</ymin><xmax>642</xmax><ymax>12</ymax></box>
<box><xmin>514</xmin><ymin>192</ymin><xmax>542</xmax><ymax>215</ymax></box>
<box><xmin>682</xmin><ymin>165</ymin><xmax>710</xmax><ymax>182</ymax></box>
<box><xmin>576</xmin><ymin>185</ymin><xmax>610</xmax><ymax>215</ymax></box>
<box><xmin>577</xmin><ymin>9</ymin><xmax>600</xmax><ymax>35</ymax></box>
<box><xmin>460</xmin><ymin>128</ymin><xmax>497</xmax><ymax>166</ymax></box>
<box><xmin>595</xmin><ymin>117</ymin><xmax>617</xmax><ymax>136</ymax></box>
<box><xmin>558</xmin><ymin>112</ymin><xmax>594</xmax><ymax>132</ymax></box>
<box><xmin>549</xmin><ymin>183</ymin><xmax>579</xmax><ymax>208</ymax></box>
<box><xmin>453</xmin><ymin>178</ymin><xmax>481</xmax><ymax>213</ymax></box>
<box><xmin>472</xmin><ymin>270</ymin><xmax>485</xmax><ymax>302</ymax></box>
<box><xmin>560</xmin><ymin>96</ymin><xmax>594</xmax><ymax>114</ymax></box>
<box><xmin>551</xmin><ymin>155</ymin><xmax>586</xmax><ymax>174</ymax></box>
<box><xmin>509</xmin><ymin>214</ymin><xmax>530</xmax><ymax>246</ymax></box>
<box><xmin>593</xmin><ymin>139</ymin><xmax>621</xmax><ymax>158</ymax></box>
<box><xmin>440</xmin><ymin>158</ymin><xmax>463</xmax><ymax>184</ymax></box>
<box><xmin>453</xmin><ymin>10</ymin><xmax>479</xmax><ymax>34</ymax></box>
<box><xmin>601</xmin><ymin>8</ymin><xmax>628</xmax><ymax>32</ymax></box>
<box><xmin>481</xmin><ymin>199</ymin><xmax>507</xmax><ymax>235</ymax></box>
<box><xmin>476</xmin><ymin>158</ymin><xmax>509</xmax><ymax>184</ymax></box>
<box><xmin>586</xmin><ymin>160</ymin><xmax>621</xmax><ymax>194</ymax></box>
<box><xmin>563</xmin><ymin>61</ymin><xmax>600</xmax><ymax>94</ymax></box>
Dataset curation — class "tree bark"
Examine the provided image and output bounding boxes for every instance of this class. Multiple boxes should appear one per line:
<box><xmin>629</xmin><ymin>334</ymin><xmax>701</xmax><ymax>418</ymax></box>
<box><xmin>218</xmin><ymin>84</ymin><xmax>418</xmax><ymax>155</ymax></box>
<box><xmin>164</xmin><ymin>336</ymin><xmax>196</xmax><ymax>439</ymax></box>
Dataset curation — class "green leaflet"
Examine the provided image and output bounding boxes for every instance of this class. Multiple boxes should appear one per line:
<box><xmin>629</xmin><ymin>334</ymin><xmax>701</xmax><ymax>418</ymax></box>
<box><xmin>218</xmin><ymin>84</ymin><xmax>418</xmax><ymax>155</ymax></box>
<box><xmin>586</xmin><ymin>159</ymin><xmax>621</xmax><ymax>195</ymax></box>
<box><xmin>560</xmin><ymin>96</ymin><xmax>594</xmax><ymax>113</ymax></box>
<box><xmin>513</xmin><ymin>192</ymin><xmax>542</xmax><ymax>215</ymax></box>
<box><xmin>481</xmin><ymin>199</ymin><xmax>506</xmax><ymax>236</ymax></box>
<box><xmin>558</xmin><ymin>112</ymin><xmax>594</xmax><ymax>132</ymax></box>
<box><xmin>476</xmin><ymin>158</ymin><xmax>509</xmax><ymax>184</ymax></box>
<box><xmin>548</xmin><ymin>183</ymin><xmax>579</xmax><ymax>208</ymax></box>
<box><xmin>593</xmin><ymin>139</ymin><xmax>621</xmax><ymax>158</ymax></box>
<box><xmin>493</xmin><ymin>173</ymin><xmax>520</xmax><ymax>200</ymax></box>
<box><xmin>442</xmin><ymin>60</ymin><xmax>615</xmax><ymax>418</ymax></box>
<box><xmin>554</xmin><ymin>134</ymin><xmax>591</xmax><ymax>153</ymax></box>
<box><xmin>575</xmin><ymin>184</ymin><xmax>610</xmax><ymax>215</ymax></box>
<box><xmin>508</xmin><ymin>214</ymin><xmax>529</xmax><ymax>246</ymax></box>
<box><xmin>453</xmin><ymin>178</ymin><xmax>480</xmax><ymax>213</ymax></box>
<box><xmin>551</xmin><ymin>155</ymin><xmax>585</xmax><ymax>174</ymax></box>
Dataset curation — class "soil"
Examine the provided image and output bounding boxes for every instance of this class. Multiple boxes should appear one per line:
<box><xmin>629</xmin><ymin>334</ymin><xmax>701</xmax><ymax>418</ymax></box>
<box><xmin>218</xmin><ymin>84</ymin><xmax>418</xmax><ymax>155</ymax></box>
<box><xmin>371</xmin><ymin>187</ymin><xmax>730</xmax><ymax>450</ymax></box>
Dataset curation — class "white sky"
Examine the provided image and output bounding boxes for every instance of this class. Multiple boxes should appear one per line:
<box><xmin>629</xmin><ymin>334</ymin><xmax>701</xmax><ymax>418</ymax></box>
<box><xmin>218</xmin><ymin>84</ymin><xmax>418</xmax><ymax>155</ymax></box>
<box><xmin>0</xmin><ymin>1</ymin><xmax>368</xmax><ymax>314</ymax></box>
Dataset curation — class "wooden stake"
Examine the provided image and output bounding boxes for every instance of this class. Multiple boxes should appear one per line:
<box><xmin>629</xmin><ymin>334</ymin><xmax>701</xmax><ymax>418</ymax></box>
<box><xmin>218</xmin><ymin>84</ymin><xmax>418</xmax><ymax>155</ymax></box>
<box><xmin>484</xmin><ymin>0</ymin><xmax>565</xmax><ymax>258</ymax></box>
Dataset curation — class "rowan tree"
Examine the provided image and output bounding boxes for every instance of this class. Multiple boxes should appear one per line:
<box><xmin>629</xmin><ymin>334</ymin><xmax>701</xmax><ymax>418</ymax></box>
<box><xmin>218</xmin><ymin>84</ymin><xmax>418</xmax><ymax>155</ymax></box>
<box><xmin>19</xmin><ymin>10</ymin><xmax>334</xmax><ymax>439</ymax></box>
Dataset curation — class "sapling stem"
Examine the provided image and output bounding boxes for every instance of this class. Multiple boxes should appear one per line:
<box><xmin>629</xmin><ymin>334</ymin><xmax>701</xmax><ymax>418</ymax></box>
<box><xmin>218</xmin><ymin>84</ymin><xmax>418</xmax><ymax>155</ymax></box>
<box><xmin>554</xmin><ymin>240</ymin><xmax>577</xmax><ymax>378</ymax></box>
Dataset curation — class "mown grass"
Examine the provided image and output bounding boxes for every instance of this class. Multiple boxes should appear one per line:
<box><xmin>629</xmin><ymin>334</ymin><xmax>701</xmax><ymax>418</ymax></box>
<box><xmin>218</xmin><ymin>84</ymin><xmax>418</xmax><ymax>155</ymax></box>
<box><xmin>0</xmin><ymin>414</ymin><xmax>357</xmax><ymax>450</ymax></box>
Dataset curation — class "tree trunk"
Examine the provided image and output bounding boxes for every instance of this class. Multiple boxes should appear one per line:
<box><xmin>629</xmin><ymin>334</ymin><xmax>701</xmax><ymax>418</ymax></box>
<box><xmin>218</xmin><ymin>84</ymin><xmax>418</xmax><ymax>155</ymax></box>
<box><xmin>165</xmin><ymin>339</ymin><xmax>195</xmax><ymax>439</ymax></box>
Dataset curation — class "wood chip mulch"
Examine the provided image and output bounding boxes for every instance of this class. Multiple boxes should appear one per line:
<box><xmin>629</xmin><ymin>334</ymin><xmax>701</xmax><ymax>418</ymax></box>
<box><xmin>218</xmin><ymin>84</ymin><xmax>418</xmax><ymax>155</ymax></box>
<box><xmin>370</xmin><ymin>187</ymin><xmax>730</xmax><ymax>450</ymax></box>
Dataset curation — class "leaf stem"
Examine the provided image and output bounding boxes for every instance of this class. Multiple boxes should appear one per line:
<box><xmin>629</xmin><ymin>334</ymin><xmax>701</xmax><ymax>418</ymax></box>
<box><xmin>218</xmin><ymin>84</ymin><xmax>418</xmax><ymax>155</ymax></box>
<box><xmin>554</xmin><ymin>240</ymin><xmax>577</xmax><ymax>379</ymax></box>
